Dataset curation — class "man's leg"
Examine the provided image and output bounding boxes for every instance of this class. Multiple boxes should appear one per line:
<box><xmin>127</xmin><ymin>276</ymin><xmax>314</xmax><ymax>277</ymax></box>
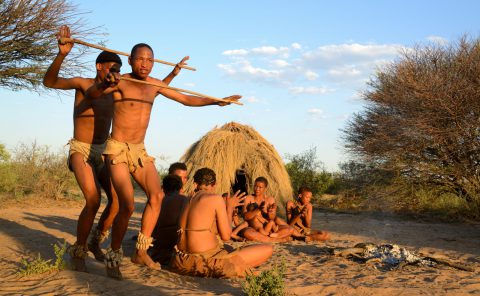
<box><xmin>105</xmin><ymin>157</ymin><xmax>134</xmax><ymax>279</ymax></box>
<box><xmin>130</xmin><ymin>162</ymin><xmax>164</xmax><ymax>270</ymax></box>
<box><xmin>69</xmin><ymin>153</ymin><xmax>102</xmax><ymax>272</ymax></box>
<box><xmin>88</xmin><ymin>165</ymin><xmax>119</xmax><ymax>261</ymax></box>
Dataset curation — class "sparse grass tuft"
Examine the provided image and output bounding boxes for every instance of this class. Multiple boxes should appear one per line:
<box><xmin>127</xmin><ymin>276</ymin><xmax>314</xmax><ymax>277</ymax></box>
<box><xmin>242</xmin><ymin>261</ymin><xmax>286</xmax><ymax>296</ymax></box>
<box><xmin>17</xmin><ymin>240</ymin><xmax>67</xmax><ymax>277</ymax></box>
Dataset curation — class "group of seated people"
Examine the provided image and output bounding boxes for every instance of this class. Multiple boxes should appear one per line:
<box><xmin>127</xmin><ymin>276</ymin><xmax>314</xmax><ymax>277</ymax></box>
<box><xmin>150</xmin><ymin>162</ymin><xmax>330</xmax><ymax>278</ymax></box>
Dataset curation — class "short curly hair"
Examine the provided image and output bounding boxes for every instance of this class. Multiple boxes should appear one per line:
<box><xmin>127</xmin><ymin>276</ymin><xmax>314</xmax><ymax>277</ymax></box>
<box><xmin>298</xmin><ymin>186</ymin><xmax>312</xmax><ymax>195</ymax></box>
<box><xmin>254</xmin><ymin>176</ymin><xmax>268</xmax><ymax>187</ymax></box>
<box><xmin>193</xmin><ymin>167</ymin><xmax>216</xmax><ymax>186</ymax></box>
<box><xmin>162</xmin><ymin>174</ymin><xmax>183</xmax><ymax>194</ymax></box>
<box><xmin>168</xmin><ymin>162</ymin><xmax>187</xmax><ymax>174</ymax></box>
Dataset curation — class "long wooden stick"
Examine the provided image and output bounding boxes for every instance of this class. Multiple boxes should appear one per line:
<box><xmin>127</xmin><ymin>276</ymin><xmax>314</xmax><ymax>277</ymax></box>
<box><xmin>119</xmin><ymin>76</ymin><xmax>243</xmax><ymax>106</ymax></box>
<box><xmin>58</xmin><ymin>37</ymin><xmax>196</xmax><ymax>71</ymax></box>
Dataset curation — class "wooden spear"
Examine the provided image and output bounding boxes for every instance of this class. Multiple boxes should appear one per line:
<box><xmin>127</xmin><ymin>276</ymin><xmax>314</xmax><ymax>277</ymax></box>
<box><xmin>58</xmin><ymin>37</ymin><xmax>196</xmax><ymax>71</ymax></box>
<box><xmin>119</xmin><ymin>76</ymin><xmax>243</xmax><ymax>106</ymax></box>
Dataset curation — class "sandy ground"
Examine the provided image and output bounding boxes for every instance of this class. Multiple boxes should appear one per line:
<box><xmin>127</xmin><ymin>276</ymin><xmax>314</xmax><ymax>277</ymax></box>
<box><xmin>0</xmin><ymin>196</ymin><xmax>479</xmax><ymax>296</ymax></box>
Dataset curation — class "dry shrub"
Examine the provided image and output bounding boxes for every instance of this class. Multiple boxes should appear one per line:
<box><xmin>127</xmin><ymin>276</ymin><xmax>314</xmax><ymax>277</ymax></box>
<box><xmin>343</xmin><ymin>36</ymin><xmax>480</xmax><ymax>216</ymax></box>
<box><xmin>0</xmin><ymin>141</ymin><xmax>76</xmax><ymax>199</ymax></box>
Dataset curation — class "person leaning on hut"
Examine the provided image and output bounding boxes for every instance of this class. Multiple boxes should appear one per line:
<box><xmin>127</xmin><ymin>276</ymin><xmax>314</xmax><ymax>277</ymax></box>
<box><xmin>42</xmin><ymin>25</ymin><xmax>122</xmax><ymax>271</ymax></box>
<box><xmin>286</xmin><ymin>186</ymin><xmax>330</xmax><ymax>241</ymax></box>
<box><xmin>88</xmin><ymin>43</ymin><xmax>241</xmax><ymax>279</ymax></box>
<box><xmin>150</xmin><ymin>174</ymin><xmax>189</xmax><ymax>265</ymax></box>
<box><xmin>170</xmin><ymin>168</ymin><xmax>273</xmax><ymax>278</ymax></box>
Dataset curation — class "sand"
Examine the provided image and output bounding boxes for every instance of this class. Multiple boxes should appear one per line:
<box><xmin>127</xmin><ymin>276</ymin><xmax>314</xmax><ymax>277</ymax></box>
<box><xmin>0</xmin><ymin>196</ymin><xmax>478</xmax><ymax>296</ymax></box>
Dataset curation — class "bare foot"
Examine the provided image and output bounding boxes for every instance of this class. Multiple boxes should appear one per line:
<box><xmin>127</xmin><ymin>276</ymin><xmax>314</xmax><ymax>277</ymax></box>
<box><xmin>70</xmin><ymin>257</ymin><xmax>87</xmax><ymax>272</ymax></box>
<box><xmin>269</xmin><ymin>236</ymin><xmax>292</xmax><ymax>243</ymax></box>
<box><xmin>231</xmin><ymin>234</ymin><xmax>246</xmax><ymax>242</ymax></box>
<box><xmin>307</xmin><ymin>231</ymin><xmax>330</xmax><ymax>242</ymax></box>
<box><xmin>88</xmin><ymin>241</ymin><xmax>105</xmax><ymax>262</ymax></box>
<box><xmin>131</xmin><ymin>249</ymin><xmax>161</xmax><ymax>270</ymax></box>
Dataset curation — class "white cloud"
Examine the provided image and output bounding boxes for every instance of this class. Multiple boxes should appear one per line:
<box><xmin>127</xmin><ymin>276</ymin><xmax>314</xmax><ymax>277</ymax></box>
<box><xmin>304</xmin><ymin>70</ymin><xmax>319</xmax><ymax>81</ymax></box>
<box><xmin>426</xmin><ymin>35</ymin><xmax>449</xmax><ymax>45</ymax></box>
<box><xmin>183</xmin><ymin>82</ymin><xmax>196</xmax><ymax>87</ymax></box>
<box><xmin>251</xmin><ymin>46</ymin><xmax>290</xmax><ymax>58</ymax></box>
<box><xmin>307</xmin><ymin>108</ymin><xmax>326</xmax><ymax>119</ymax></box>
<box><xmin>291</xmin><ymin>42</ymin><xmax>302</xmax><ymax>50</ymax></box>
<box><xmin>246</xmin><ymin>96</ymin><xmax>259</xmax><ymax>103</ymax></box>
<box><xmin>301</xmin><ymin>43</ymin><xmax>403</xmax><ymax>69</ymax></box>
<box><xmin>218</xmin><ymin>60</ymin><xmax>285</xmax><ymax>85</ymax></box>
<box><xmin>271</xmin><ymin>59</ymin><xmax>290</xmax><ymax>68</ymax></box>
<box><xmin>289</xmin><ymin>86</ymin><xmax>331</xmax><ymax>95</ymax></box>
<box><xmin>223</xmin><ymin>49</ymin><xmax>248</xmax><ymax>56</ymax></box>
<box><xmin>219</xmin><ymin>42</ymin><xmax>408</xmax><ymax>92</ymax></box>
<box><xmin>327</xmin><ymin>65</ymin><xmax>362</xmax><ymax>78</ymax></box>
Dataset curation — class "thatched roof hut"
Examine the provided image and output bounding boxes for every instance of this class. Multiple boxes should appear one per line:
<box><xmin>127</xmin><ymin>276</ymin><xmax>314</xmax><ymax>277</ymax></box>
<box><xmin>180</xmin><ymin>122</ymin><xmax>293</xmax><ymax>211</ymax></box>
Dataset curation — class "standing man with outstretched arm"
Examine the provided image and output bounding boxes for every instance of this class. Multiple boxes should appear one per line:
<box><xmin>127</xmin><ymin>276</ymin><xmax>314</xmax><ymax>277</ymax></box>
<box><xmin>42</xmin><ymin>25</ymin><xmax>122</xmax><ymax>271</ymax></box>
<box><xmin>94</xmin><ymin>43</ymin><xmax>241</xmax><ymax>279</ymax></box>
<box><xmin>43</xmin><ymin>27</ymin><xmax>188</xmax><ymax>273</ymax></box>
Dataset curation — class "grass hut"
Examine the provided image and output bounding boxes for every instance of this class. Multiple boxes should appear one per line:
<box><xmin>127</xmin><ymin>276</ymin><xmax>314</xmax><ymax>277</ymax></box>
<box><xmin>180</xmin><ymin>122</ymin><xmax>293</xmax><ymax>214</ymax></box>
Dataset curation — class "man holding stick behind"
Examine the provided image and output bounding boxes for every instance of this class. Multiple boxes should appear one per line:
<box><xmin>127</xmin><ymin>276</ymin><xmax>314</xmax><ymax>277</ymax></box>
<box><xmin>90</xmin><ymin>43</ymin><xmax>241</xmax><ymax>279</ymax></box>
<box><xmin>43</xmin><ymin>25</ymin><xmax>123</xmax><ymax>272</ymax></box>
<box><xmin>44</xmin><ymin>26</ymin><xmax>188</xmax><ymax>273</ymax></box>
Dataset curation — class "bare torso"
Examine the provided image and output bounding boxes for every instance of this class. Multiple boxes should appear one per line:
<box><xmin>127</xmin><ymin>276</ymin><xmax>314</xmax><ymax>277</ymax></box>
<box><xmin>243</xmin><ymin>194</ymin><xmax>276</xmax><ymax>217</ymax></box>
<box><xmin>111</xmin><ymin>74</ymin><xmax>163</xmax><ymax>143</ymax></box>
<box><xmin>152</xmin><ymin>192</ymin><xmax>188</xmax><ymax>249</ymax></box>
<box><xmin>72</xmin><ymin>78</ymin><xmax>113</xmax><ymax>144</ymax></box>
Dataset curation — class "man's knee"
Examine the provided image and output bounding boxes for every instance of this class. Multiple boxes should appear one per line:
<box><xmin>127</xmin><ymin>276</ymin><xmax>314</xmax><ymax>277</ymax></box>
<box><xmin>147</xmin><ymin>192</ymin><xmax>164</xmax><ymax>209</ymax></box>
<box><xmin>83</xmin><ymin>191</ymin><xmax>101</xmax><ymax>212</ymax></box>
<box><xmin>119</xmin><ymin>201</ymin><xmax>135</xmax><ymax>217</ymax></box>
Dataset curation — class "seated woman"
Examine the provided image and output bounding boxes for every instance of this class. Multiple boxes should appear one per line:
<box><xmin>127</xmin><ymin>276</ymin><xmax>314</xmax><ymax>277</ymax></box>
<box><xmin>169</xmin><ymin>168</ymin><xmax>273</xmax><ymax>278</ymax></box>
<box><xmin>150</xmin><ymin>174</ymin><xmax>189</xmax><ymax>265</ymax></box>
<box><xmin>286</xmin><ymin>186</ymin><xmax>330</xmax><ymax>242</ymax></box>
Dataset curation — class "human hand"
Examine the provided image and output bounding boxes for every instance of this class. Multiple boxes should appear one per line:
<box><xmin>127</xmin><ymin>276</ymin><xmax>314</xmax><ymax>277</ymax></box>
<box><xmin>104</xmin><ymin>72</ymin><xmax>120</xmax><ymax>88</ymax></box>
<box><xmin>225</xmin><ymin>190</ymin><xmax>246</xmax><ymax>209</ymax></box>
<box><xmin>173</xmin><ymin>56</ymin><xmax>189</xmax><ymax>76</ymax></box>
<box><xmin>267</xmin><ymin>203</ymin><xmax>277</xmax><ymax>213</ymax></box>
<box><xmin>259</xmin><ymin>201</ymin><xmax>266</xmax><ymax>211</ymax></box>
<box><xmin>56</xmin><ymin>25</ymin><xmax>73</xmax><ymax>55</ymax></box>
<box><xmin>218</xmin><ymin>95</ymin><xmax>242</xmax><ymax>106</ymax></box>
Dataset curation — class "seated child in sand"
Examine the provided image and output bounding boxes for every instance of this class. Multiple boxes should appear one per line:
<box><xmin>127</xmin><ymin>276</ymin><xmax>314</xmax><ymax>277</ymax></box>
<box><xmin>169</xmin><ymin>168</ymin><xmax>273</xmax><ymax>278</ymax></box>
<box><xmin>286</xmin><ymin>186</ymin><xmax>330</xmax><ymax>241</ymax></box>
<box><xmin>150</xmin><ymin>174</ymin><xmax>189</xmax><ymax>265</ymax></box>
<box><xmin>231</xmin><ymin>202</ymin><xmax>279</xmax><ymax>241</ymax></box>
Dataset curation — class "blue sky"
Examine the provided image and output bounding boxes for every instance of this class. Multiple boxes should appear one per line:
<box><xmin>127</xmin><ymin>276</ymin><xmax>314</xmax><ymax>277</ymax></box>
<box><xmin>1</xmin><ymin>0</ymin><xmax>479</xmax><ymax>171</ymax></box>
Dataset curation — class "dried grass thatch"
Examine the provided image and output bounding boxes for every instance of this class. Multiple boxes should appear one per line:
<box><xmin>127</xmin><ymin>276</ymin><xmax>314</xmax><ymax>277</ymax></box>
<box><xmin>180</xmin><ymin>122</ymin><xmax>293</xmax><ymax>212</ymax></box>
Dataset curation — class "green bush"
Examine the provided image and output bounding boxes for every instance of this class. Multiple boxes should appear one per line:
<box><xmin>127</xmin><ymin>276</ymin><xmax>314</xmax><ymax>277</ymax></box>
<box><xmin>242</xmin><ymin>261</ymin><xmax>286</xmax><ymax>296</ymax></box>
<box><xmin>17</xmin><ymin>240</ymin><xmax>67</xmax><ymax>277</ymax></box>
<box><xmin>285</xmin><ymin>147</ymin><xmax>340</xmax><ymax>198</ymax></box>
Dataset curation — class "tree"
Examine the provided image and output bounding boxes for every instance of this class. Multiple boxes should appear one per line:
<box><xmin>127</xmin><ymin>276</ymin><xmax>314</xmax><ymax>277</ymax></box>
<box><xmin>285</xmin><ymin>147</ymin><xmax>335</xmax><ymax>196</ymax></box>
<box><xmin>0</xmin><ymin>0</ymin><xmax>105</xmax><ymax>91</ymax></box>
<box><xmin>343</xmin><ymin>36</ymin><xmax>480</xmax><ymax>204</ymax></box>
<box><xmin>0</xmin><ymin>143</ymin><xmax>10</xmax><ymax>162</ymax></box>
